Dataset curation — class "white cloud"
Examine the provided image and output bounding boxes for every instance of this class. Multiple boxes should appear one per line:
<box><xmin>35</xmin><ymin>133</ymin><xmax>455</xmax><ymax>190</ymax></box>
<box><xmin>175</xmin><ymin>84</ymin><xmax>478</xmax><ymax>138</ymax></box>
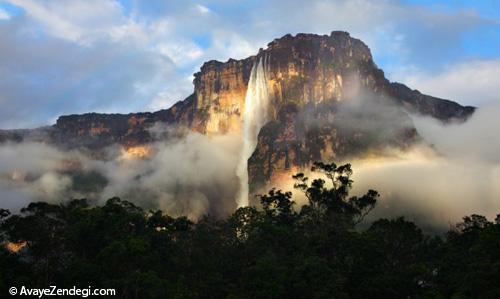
<box><xmin>8</xmin><ymin>0</ymin><xmax>141</xmax><ymax>45</ymax></box>
<box><xmin>148</xmin><ymin>18</ymin><xmax>172</xmax><ymax>35</ymax></box>
<box><xmin>395</xmin><ymin>59</ymin><xmax>500</xmax><ymax>106</ymax></box>
<box><xmin>0</xmin><ymin>0</ymin><xmax>498</xmax><ymax>129</ymax></box>
<box><xmin>208</xmin><ymin>30</ymin><xmax>259</xmax><ymax>61</ymax></box>
<box><xmin>108</xmin><ymin>19</ymin><xmax>147</xmax><ymax>44</ymax></box>
<box><xmin>195</xmin><ymin>4</ymin><xmax>211</xmax><ymax>15</ymax></box>
<box><xmin>0</xmin><ymin>18</ymin><xmax>177</xmax><ymax>128</ymax></box>
<box><xmin>0</xmin><ymin>8</ymin><xmax>11</xmax><ymax>20</ymax></box>
<box><xmin>156</xmin><ymin>41</ymin><xmax>203</xmax><ymax>65</ymax></box>
<box><xmin>147</xmin><ymin>76</ymin><xmax>193</xmax><ymax>111</ymax></box>
<box><xmin>10</xmin><ymin>0</ymin><xmax>84</xmax><ymax>42</ymax></box>
<box><xmin>244</xmin><ymin>0</ymin><xmax>489</xmax><ymax>73</ymax></box>
<box><xmin>352</xmin><ymin>101</ymin><xmax>500</xmax><ymax>229</ymax></box>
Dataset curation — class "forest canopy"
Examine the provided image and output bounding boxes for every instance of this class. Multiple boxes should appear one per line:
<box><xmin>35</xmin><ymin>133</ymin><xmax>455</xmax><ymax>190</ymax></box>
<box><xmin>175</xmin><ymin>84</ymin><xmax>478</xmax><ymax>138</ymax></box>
<box><xmin>1</xmin><ymin>162</ymin><xmax>499</xmax><ymax>298</ymax></box>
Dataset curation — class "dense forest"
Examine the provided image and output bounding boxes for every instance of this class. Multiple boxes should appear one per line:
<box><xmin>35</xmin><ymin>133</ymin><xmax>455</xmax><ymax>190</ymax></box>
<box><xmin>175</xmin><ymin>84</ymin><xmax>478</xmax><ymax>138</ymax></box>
<box><xmin>1</xmin><ymin>162</ymin><xmax>499</xmax><ymax>298</ymax></box>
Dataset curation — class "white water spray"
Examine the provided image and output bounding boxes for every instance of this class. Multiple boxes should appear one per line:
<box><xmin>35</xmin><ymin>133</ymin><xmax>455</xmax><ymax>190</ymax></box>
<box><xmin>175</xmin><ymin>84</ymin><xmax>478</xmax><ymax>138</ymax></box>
<box><xmin>236</xmin><ymin>57</ymin><xmax>270</xmax><ymax>207</ymax></box>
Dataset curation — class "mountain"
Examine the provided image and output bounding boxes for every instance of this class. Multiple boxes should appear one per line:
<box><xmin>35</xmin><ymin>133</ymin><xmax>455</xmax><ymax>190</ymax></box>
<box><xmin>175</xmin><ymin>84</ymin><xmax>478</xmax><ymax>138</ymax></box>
<box><xmin>0</xmin><ymin>31</ymin><xmax>475</xmax><ymax>195</ymax></box>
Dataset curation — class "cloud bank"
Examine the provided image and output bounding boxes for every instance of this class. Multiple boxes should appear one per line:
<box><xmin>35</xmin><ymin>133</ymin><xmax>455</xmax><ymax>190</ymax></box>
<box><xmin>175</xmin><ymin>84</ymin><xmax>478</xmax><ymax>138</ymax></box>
<box><xmin>0</xmin><ymin>0</ymin><xmax>499</xmax><ymax>230</ymax></box>
<box><xmin>350</xmin><ymin>103</ymin><xmax>500</xmax><ymax>231</ymax></box>
<box><xmin>0</xmin><ymin>132</ymin><xmax>242</xmax><ymax>220</ymax></box>
<box><xmin>0</xmin><ymin>100</ymin><xmax>498</xmax><ymax>230</ymax></box>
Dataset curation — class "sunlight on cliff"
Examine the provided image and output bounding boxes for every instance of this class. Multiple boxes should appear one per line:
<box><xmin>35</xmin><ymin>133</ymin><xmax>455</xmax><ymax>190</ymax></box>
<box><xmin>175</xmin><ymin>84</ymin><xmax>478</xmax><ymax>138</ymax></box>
<box><xmin>4</xmin><ymin>241</ymin><xmax>27</xmax><ymax>253</ymax></box>
<box><xmin>121</xmin><ymin>146</ymin><xmax>150</xmax><ymax>160</ymax></box>
<box><xmin>254</xmin><ymin>147</ymin><xmax>441</xmax><ymax>209</ymax></box>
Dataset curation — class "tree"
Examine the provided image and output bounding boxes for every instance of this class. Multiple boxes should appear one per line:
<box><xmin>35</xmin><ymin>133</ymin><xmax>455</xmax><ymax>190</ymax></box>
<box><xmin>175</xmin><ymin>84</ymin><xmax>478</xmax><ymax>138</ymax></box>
<box><xmin>1</xmin><ymin>162</ymin><xmax>500</xmax><ymax>298</ymax></box>
<box><xmin>293</xmin><ymin>161</ymin><xmax>379</xmax><ymax>228</ymax></box>
<box><xmin>260</xmin><ymin>188</ymin><xmax>296</xmax><ymax>225</ymax></box>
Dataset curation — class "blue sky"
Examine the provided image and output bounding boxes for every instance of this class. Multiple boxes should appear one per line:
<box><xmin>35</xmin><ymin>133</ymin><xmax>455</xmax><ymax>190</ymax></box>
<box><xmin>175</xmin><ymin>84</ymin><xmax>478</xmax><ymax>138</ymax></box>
<box><xmin>0</xmin><ymin>0</ymin><xmax>499</xmax><ymax>128</ymax></box>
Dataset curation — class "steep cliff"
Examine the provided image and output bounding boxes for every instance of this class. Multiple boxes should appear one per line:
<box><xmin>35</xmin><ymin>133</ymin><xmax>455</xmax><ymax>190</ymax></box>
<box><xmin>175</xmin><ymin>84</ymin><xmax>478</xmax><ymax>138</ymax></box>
<box><xmin>0</xmin><ymin>31</ymin><xmax>475</xmax><ymax>195</ymax></box>
<box><xmin>51</xmin><ymin>94</ymin><xmax>195</xmax><ymax>150</ymax></box>
<box><xmin>0</xmin><ymin>94</ymin><xmax>196</xmax><ymax>151</ymax></box>
<box><xmin>188</xmin><ymin>32</ymin><xmax>474</xmax><ymax>136</ymax></box>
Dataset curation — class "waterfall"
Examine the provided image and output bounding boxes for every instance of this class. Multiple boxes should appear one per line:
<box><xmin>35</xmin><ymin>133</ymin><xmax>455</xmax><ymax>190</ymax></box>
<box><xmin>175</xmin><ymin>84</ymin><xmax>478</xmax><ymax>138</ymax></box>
<box><xmin>236</xmin><ymin>57</ymin><xmax>270</xmax><ymax>207</ymax></box>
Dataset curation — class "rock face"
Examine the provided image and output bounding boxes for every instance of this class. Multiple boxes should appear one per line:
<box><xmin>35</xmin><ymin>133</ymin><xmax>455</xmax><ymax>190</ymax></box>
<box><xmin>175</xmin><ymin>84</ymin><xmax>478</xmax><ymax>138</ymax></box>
<box><xmin>191</xmin><ymin>59</ymin><xmax>254</xmax><ymax>134</ymax></box>
<box><xmin>0</xmin><ymin>95</ymin><xmax>196</xmax><ymax>151</ymax></box>
<box><xmin>190</xmin><ymin>31</ymin><xmax>381</xmax><ymax>135</ymax></box>
<box><xmin>185</xmin><ymin>31</ymin><xmax>475</xmax><ymax>192</ymax></box>
<box><xmin>247</xmin><ymin>98</ymin><xmax>421</xmax><ymax>193</ymax></box>
<box><xmin>388</xmin><ymin>82</ymin><xmax>476</xmax><ymax>120</ymax></box>
<box><xmin>0</xmin><ymin>31</ymin><xmax>475</xmax><ymax>192</ymax></box>
<box><xmin>51</xmin><ymin>95</ymin><xmax>195</xmax><ymax>150</ymax></box>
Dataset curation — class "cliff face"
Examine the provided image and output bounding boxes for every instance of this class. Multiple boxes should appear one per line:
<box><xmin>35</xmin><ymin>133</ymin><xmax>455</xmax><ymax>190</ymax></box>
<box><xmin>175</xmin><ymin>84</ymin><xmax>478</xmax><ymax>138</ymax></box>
<box><xmin>51</xmin><ymin>95</ymin><xmax>195</xmax><ymax>150</ymax></box>
<box><xmin>189</xmin><ymin>32</ymin><xmax>474</xmax><ymax>135</ymax></box>
<box><xmin>1</xmin><ymin>94</ymin><xmax>196</xmax><ymax>151</ymax></box>
<box><xmin>388</xmin><ymin>82</ymin><xmax>476</xmax><ymax>120</ymax></box>
<box><xmin>190</xmin><ymin>32</ymin><xmax>382</xmax><ymax>135</ymax></box>
<box><xmin>247</xmin><ymin>98</ymin><xmax>421</xmax><ymax>193</ymax></box>
<box><xmin>0</xmin><ymin>31</ymin><xmax>475</xmax><ymax>192</ymax></box>
<box><xmin>186</xmin><ymin>31</ymin><xmax>474</xmax><ymax>192</ymax></box>
<box><xmin>191</xmin><ymin>59</ymin><xmax>254</xmax><ymax>134</ymax></box>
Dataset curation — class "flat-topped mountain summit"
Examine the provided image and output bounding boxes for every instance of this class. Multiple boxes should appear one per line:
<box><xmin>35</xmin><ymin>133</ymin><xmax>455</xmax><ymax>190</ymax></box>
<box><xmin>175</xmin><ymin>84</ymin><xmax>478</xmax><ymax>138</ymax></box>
<box><xmin>0</xmin><ymin>31</ymin><xmax>475</xmax><ymax>196</ymax></box>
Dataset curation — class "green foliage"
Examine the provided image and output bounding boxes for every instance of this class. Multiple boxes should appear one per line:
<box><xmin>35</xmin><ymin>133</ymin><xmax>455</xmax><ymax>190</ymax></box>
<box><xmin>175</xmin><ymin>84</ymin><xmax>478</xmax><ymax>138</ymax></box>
<box><xmin>293</xmin><ymin>162</ymin><xmax>379</xmax><ymax>227</ymax></box>
<box><xmin>0</xmin><ymin>161</ymin><xmax>499</xmax><ymax>298</ymax></box>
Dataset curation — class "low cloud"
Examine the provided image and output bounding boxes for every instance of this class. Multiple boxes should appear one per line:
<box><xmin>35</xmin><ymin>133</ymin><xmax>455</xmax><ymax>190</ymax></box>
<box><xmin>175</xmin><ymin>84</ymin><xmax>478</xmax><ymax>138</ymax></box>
<box><xmin>98</xmin><ymin>132</ymin><xmax>241</xmax><ymax>219</ymax></box>
<box><xmin>0</xmin><ymin>0</ymin><xmax>498</xmax><ymax>228</ymax></box>
<box><xmin>350</xmin><ymin>103</ymin><xmax>500</xmax><ymax>231</ymax></box>
<box><xmin>0</xmin><ymin>102</ymin><xmax>499</xmax><ymax>229</ymax></box>
<box><xmin>262</xmin><ymin>92</ymin><xmax>500</xmax><ymax>231</ymax></box>
<box><xmin>0</xmin><ymin>132</ymin><xmax>242</xmax><ymax>220</ymax></box>
<box><xmin>0</xmin><ymin>142</ymin><xmax>80</xmax><ymax>206</ymax></box>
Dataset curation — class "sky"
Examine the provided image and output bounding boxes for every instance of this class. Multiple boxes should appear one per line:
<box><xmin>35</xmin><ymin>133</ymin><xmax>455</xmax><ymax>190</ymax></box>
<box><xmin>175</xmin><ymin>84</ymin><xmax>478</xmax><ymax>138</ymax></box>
<box><xmin>0</xmin><ymin>0</ymin><xmax>499</xmax><ymax>129</ymax></box>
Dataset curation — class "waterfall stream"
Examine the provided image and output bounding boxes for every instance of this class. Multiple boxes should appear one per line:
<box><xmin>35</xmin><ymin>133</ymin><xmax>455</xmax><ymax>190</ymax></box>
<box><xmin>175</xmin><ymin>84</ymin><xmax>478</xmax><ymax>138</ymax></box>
<box><xmin>236</xmin><ymin>57</ymin><xmax>270</xmax><ymax>207</ymax></box>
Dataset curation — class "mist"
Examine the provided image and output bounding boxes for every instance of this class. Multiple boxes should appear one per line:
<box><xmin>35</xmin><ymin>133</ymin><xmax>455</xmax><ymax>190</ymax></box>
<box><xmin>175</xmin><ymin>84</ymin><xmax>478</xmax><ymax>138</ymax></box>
<box><xmin>97</xmin><ymin>132</ymin><xmax>241</xmax><ymax>219</ymax></box>
<box><xmin>350</xmin><ymin>103</ymin><xmax>500</xmax><ymax>231</ymax></box>
<box><xmin>260</xmin><ymin>84</ymin><xmax>500</xmax><ymax>231</ymax></box>
<box><xmin>0</xmin><ymin>132</ymin><xmax>241</xmax><ymax>220</ymax></box>
<box><xmin>0</xmin><ymin>96</ymin><xmax>499</xmax><ymax>229</ymax></box>
<box><xmin>0</xmin><ymin>142</ymin><xmax>77</xmax><ymax>208</ymax></box>
<box><xmin>325</xmin><ymin>83</ymin><xmax>500</xmax><ymax>230</ymax></box>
